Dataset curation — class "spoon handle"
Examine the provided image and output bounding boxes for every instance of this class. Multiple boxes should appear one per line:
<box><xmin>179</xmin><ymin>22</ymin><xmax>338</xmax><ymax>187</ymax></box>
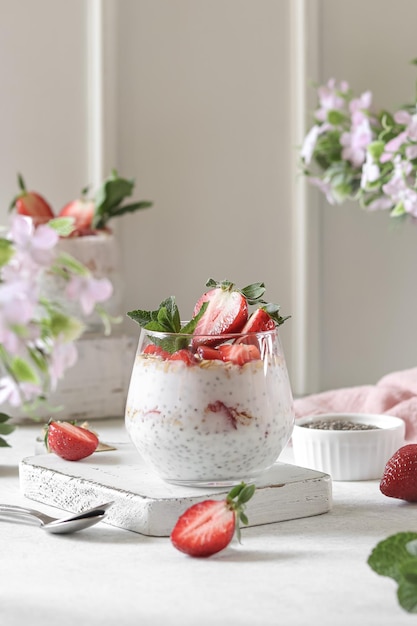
<box><xmin>0</xmin><ymin>503</ymin><xmax>53</xmax><ymax>525</ymax></box>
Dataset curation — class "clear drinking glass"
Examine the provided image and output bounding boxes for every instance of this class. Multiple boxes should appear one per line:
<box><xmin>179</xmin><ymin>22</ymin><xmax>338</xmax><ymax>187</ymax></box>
<box><xmin>125</xmin><ymin>326</ymin><xmax>294</xmax><ymax>486</ymax></box>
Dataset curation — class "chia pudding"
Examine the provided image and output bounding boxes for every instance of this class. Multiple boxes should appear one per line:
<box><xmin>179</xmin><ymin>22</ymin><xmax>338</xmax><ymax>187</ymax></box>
<box><xmin>125</xmin><ymin>336</ymin><xmax>294</xmax><ymax>485</ymax></box>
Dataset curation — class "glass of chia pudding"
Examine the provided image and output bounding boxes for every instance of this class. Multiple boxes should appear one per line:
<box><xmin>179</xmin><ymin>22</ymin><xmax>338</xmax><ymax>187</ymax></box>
<box><xmin>125</xmin><ymin>326</ymin><xmax>294</xmax><ymax>486</ymax></box>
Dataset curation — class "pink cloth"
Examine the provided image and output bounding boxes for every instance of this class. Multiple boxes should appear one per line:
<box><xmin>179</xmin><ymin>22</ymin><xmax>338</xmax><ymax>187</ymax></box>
<box><xmin>294</xmin><ymin>367</ymin><xmax>417</xmax><ymax>441</ymax></box>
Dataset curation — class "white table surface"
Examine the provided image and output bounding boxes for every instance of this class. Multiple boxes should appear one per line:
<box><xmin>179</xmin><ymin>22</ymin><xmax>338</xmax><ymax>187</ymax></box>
<box><xmin>1</xmin><ymin>418</ymin><xmax>415</xmax><ymax>626</ymax></box>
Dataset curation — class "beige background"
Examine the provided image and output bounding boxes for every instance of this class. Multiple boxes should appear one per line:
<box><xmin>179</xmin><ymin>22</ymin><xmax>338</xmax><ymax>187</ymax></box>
<box><xmin>0</xmin><ymin>0</ymin><xmax>416</xmax><ymax>396</ymax></box>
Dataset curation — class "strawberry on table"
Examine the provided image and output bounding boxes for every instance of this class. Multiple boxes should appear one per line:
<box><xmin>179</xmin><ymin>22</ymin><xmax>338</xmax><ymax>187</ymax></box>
<box><xmin>10</xmin><ymin>173</ymin><xmax>55</xmax><ymax>227</ymax></box>
<box><xmin>46</xmin><ymin>420</ymin><xmax>99</xmax><ymax>461</ymax></box>
<box><xmin>170</xmin><ymin>482</ymin><xmax>255</xmax><ymax>557</ymax></box>
<box><xmin>380</xmin><ymin>444</ymin><xmax>417</xmax><ymax>502</ymax></box>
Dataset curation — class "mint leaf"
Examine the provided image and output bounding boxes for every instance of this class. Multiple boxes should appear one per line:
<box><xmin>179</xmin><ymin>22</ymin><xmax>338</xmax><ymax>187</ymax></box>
<box><xmin>368</xmin><ymin>532</ymin><xmax>417</xmax><ymax>583</ymax></box>
<box><xmin>262</xmin><ymin>303</ymin><xmax>291</xmax><ymax>326</ymax></box>
<box><xmin>240</xmin><ymin>282</ymin><xmax>266</xmax><ymax>304</ymax></box>
<box><xmin>398</xmin><ymin>559</ymin><xmax>417</xmax><ymax>613</ymax></box>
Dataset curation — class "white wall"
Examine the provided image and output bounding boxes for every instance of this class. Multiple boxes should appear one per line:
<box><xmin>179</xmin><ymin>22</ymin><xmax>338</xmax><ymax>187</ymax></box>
<box><xmin>0</xmin><ymin>0</ymin><xmax>416</xmax><ymax>398</ymax></box>
<box><xmin>315</xmin><ymin>0</ymin><xmax>417</xmax><ymax>389</ymax></box>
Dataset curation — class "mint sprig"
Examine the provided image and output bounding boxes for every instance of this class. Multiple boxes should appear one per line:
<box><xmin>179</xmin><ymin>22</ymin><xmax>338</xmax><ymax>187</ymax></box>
<box><xmin>368</xmin><ymin>532</ymin><xmax>417</xmax><ymax>612</ymax></box>
<box><xmin>127</xmin><ymin>297</ymin><xmax>208</xmax><ymax>353</ymax></box>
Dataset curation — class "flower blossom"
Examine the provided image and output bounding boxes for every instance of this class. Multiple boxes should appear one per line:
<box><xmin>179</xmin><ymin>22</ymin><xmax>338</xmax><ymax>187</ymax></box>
<box><xmin>340</xmin><ymin>116</ymin><xmax>373</xmax><ymax>167</ymax></box>
<box><xmin>65</xmin><ymin>275</ymin><xmax>113</xmax><ymax>316</ymax></box>
<box><xmin>315</xmin><ymin>79</ymin><xmax>349</xmax><ymax>123</ymax></box>
<box><xmin>382</xmin><ymin>156</ymin><xmax>417</xmax><ymax>217</ymax></box>
<box><xmin>301</xmin><ymin>123</ymin><xmax>331</xmax><ymax>165</ymax></box>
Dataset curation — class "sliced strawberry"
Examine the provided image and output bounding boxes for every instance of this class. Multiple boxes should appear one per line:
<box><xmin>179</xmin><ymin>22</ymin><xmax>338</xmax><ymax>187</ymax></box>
<box><xmin>193</xmin><ymin>286</ymin><xmax>248</xmax><ymax>344</ymax></box>
<box><xmin>170</xmin><ymin>483</ymin><xmax>255</xmax><ymax>557</ymax></box>
<box><xmin>218</xmin><ymin>343</ymin><xmax>261</xmax><ymax>365</ymax></box>
<box><xmin>46</xmin><ymin>421</ymin><xmax>99</xmax><ymax>461</ymax></box>
<box><xmin>59</xmin><ymin>198</ymin><xmax>95</xmax><ymax>234</ymax></box>
<box><xmin>143</xmin><ymin>344</ymin><xmax>170</xmax><ymax>359</ymax></box>
<box><xmin>11</xmin><ymin>174</ymin><xmax>54</xmax><ymax>226</ymax></box>
<box><xmin>196</xmin><ymin>345</ymin><xmax>222</xmax><ymax>361</ymax></box>
<box><xmin>169</xmin><ymin>349</ymin><xmax>196</xmax><ymax>365</ymax></box>
<box><xmin>240</xmin><ymin>308</ymin><xmax>275</xmax><ymax>333</ymax></box>
<box><xmin>380</xmin><ymin>444</ymin><xmax>417</xmax><ymax>502</ymax></box>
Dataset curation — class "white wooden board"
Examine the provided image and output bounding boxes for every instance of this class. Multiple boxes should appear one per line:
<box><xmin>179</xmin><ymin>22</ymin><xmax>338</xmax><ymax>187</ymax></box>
<box><xmin>19</xmin><ymin>444</ymin><xmax>332</xmax><ymax>536</ymax></box>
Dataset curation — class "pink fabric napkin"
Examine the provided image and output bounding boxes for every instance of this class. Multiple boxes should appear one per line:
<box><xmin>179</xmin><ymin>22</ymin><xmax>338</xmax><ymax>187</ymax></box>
<box><xmin>294</xmin><ymin>367</ymin><xmax>417</xmax><ymax>442</ymax></box>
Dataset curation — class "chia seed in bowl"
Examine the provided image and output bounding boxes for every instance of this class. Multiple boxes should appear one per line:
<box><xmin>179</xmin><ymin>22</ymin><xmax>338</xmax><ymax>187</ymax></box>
<box><xmin>301</xmin><ymin>419</ymin><xmax>380</xmax><ymax>431</ymax></box>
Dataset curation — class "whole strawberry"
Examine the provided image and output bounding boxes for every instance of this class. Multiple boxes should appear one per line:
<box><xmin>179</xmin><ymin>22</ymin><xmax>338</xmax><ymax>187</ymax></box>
<box><xmin>380</xmin><ymin>444</ymin><xmax>417</xmax><ymax>502</ymax></box>
<box><xmin>170</xmin><ymin>482</ymin><xmax>255</xmax><ymax>557</ymax></box>
<box><xmin>46</xmin><ymin>420</ymin><xmax>99</xmax><ymax>461</ymax></box>
<box><xmin>10</xmin><ymin>173</ymin><xmax>55</xmax><ymax>226</ymax></box>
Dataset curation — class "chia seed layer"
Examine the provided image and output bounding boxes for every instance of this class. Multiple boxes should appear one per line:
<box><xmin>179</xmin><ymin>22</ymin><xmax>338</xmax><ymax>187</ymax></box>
<box><xmin>125</xmin><ymin>354</ymin><xmax>294</xmax><ymax>483</ymax></box>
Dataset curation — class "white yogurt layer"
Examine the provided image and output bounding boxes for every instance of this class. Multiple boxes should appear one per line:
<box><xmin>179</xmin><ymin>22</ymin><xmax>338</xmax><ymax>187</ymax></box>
<box><xmin>125</xmin><ymin>353</ymin><xmax>294</xmax><ymax>484</ymax></box>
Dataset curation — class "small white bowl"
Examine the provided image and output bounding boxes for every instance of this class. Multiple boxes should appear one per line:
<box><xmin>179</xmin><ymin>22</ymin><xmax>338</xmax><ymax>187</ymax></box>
<box><xmin>291</xmin><ymin>413</ymin><xmax>405</xmax><ymax>481</ymax></box>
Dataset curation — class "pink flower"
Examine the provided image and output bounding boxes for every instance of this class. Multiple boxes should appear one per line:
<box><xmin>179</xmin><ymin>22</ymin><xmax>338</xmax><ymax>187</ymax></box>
<box><xmin>340</xmin><ymin>117</ymin><xmax>373</xmax><ymax>167</ymax></box>
<box><xmin>49</xmin><ymin>341</ymin><xmax>78</xmax><ymax>390</ymax></box>
<box><xmin>65</xmin><ymin>275</ymin><xmax>113</xmax><ymax>316</ymax></box>
<box><xmin>308</xmin><ymin>177</ymin><xmax>338</xmax><ymax>204</ymax></box>
<box><xmin>0</xmin><ymin>376</ymin><xmax>42</xmax><ymax>407</ymax></box>
<box><xmin>361</xmin><ymin>151</ymin><xmax>380</xmax><ymax>188</ymax></box>
<box><xmin>315</xmin><ymin>79</ymin><xmax>349</xmax><ymax>123</ymax></box>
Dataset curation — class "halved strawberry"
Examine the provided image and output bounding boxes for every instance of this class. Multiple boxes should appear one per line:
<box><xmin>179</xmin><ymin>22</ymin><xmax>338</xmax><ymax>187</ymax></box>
<box><xmin>240</xmin><ymin>308</ymin><xmax>275</xmax><ymax>333</ymax></box>
<box><xmin>218</xmin><ymin>343</ymin><xmax>261</xmax><ymax>365</ymax></box>
<box><xmin>58</xmin><ymin>197</ymin><xmax>95</xmax><ymax>235</ymax></box>
<box><xmin>46</xmin><ymin>420</ymin><xmax>99</xmax><ymax>461</ymax></box>
<box><xmin>380</xmin><ymin>444</ymin><xmax>417</xmax><ymax>502</ymax></box>
<box><xmin>196</xmin><ymin>345</ymin><xmax>222</xmax><ymax>361</ymax></box>
<box><xmin>169</xmin><ymin>349</ymin><xmax>196</xmax><ymax>365</ymax></box>
<box><xmin>170</xmin><ymin>482</ymin><xmax>255</xmax><ymax>557</ymax></box>
<box><xmin>10</xmin><ymin>173</ymin><xmax>55</xmax><ymax>226</ymax></box>
<box><xmin>193</xmin><ymin>283</ymin><xmax>248</xmax><ymax>344</ymax></box>
<box><xmin>143</xmin><ymin>344</ymin><xmax>170</xmax><ymax>359</ymax></box>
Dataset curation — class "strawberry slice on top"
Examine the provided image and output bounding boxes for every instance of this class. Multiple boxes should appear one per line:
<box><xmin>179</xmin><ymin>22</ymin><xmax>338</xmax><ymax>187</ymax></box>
<box><xmin>193</xmin><ymin>285</ymin><xmax>248</xmax><ymax>339</ymax></box>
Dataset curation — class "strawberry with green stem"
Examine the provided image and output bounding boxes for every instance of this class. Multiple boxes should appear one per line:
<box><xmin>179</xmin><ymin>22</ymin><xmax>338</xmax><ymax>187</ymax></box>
<box><xmin>10</xmin><ymin>173</ymin><xmax>55</xmax><ymax>227</ymax></box>
<box><xmin>170</xmin><ymin>482</ymin><xmax>256</xmax><ymax>557</ymax></box>
<box><xmin>46</xmin><ymin>420</ymin><xmax>99</xmax><ymax>461</ymax></box>
<box><xmin>59</xmin><ymin>169</ymin><xmax>153</xmax><ymax>235</ymax></box>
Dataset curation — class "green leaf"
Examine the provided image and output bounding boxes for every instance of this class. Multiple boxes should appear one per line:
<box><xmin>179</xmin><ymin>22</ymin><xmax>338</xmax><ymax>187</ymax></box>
<box><xmin>0</xmin><ymin>238</ymin><xmax>15</xmax><ymax>267</ymax></box>
<box><xmin>238</xmin><ymin>483</ymin><xmax>256</xmax><ymax>504</ymax></box>
<box><xmin>107</xmin><ymin>201</ymin><xmax>153</xmax><ymax>220</ymax></box>
<box><xmin>327</xmin><ymin>109</ymin><xmax>347</xmax><ymax>125</ymax></box>
<box><xmin>0</xmin><ymin>422</ymin><xmax>15</xmax><ymax>436</ymax></box>
<box><xmin>400</xmin><ymin>559</ymin><xmax>417</xmax><ymax>584</ymax></box>
<box><xmin>397</xmin><ymin>577</ymin><xmax>417</xmax><ymax>613</ymax></box>
<box><xmin>92</xmin><ymin>170</ymin><xmax>151</xmax><ymax>229</ymax></box>
<box><xmin>0</xmin><ymin>437</ymin><xmax>11</xmax><ymax>448</ymax></box>
<box><xmin>240</xmin><ymin>282</ymin><xmax>266</xmax><ymax>304</ymax></box>
<box><xmin>367</xmin><ymin>140</ymin><xmax>385</xmax><ymax>160</ymax></box>
<box><xmin>0</xmin><ymin>412</ymin><xmax>12</xmax><ymax>424</ymax></box>
<box><xmin>10</xmin><ymin>357</ymin><xmax>39</xmax><ymax>384</ymax></box>
<box><xmin>47</xmin><ymin>217</ymin><xmax>76</xmax><ymax>236</ymax></box>
<box><xmin>406</xmin><ymin>540</ymin><xmax>417</xmax><ymax>556</ymax></box>
<box><xmin>390</xmin><ymin>202</ymin><xmax>406</xmax><ymax>217</ymax></box>
<box><xmin>54</xmin><ymin>251</ymin><xmax>89</xmax><ymax>277</ymax></box>
<box><xmin>368</xmin><ymin>532</ymin><xmax>417</xmax><ymax>583</ymax></box>
<box><xmin>47</xmin><ymin>311</ymin><xmax>84</xmax><ymax>342</ymax></box>
<box><xmin>262</xmin><ymin>303</ymin><xmax>291</xmax><ymax>326</ymax></box>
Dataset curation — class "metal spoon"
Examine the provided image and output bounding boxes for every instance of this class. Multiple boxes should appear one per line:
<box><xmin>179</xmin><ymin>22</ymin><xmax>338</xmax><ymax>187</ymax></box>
<box><xmin>0</xmin><ymin>501</ymin><xmax>113</xmax><ymax>534</ymax></box>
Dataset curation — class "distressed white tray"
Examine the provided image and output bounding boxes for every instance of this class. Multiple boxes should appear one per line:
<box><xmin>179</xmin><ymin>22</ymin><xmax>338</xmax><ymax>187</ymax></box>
<box><xmin>19</xmin><ymin>444</ymin><xmax>332</xmax><ymax>537</ymax></box>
